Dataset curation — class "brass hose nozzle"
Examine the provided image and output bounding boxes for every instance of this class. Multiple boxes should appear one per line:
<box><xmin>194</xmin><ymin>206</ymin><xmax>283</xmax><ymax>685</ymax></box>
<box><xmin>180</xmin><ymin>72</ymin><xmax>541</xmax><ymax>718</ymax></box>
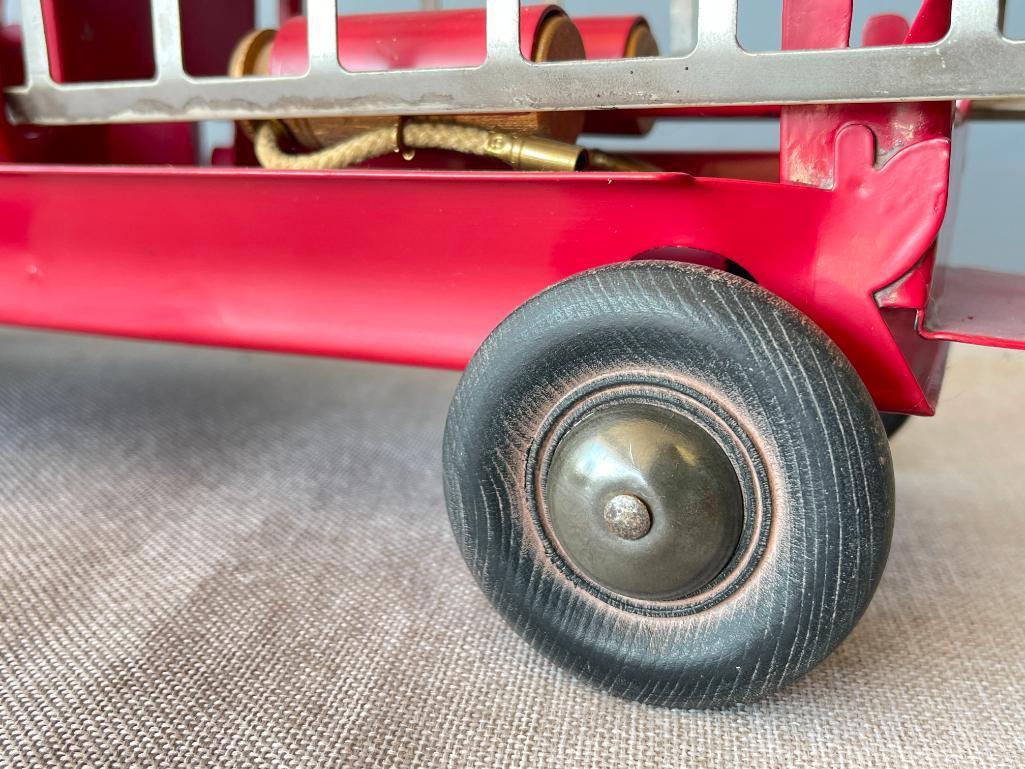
<box><xmin>483</xmin><ymin>132</ymin><xmax>589</xmax><ymax>172</ymax></box>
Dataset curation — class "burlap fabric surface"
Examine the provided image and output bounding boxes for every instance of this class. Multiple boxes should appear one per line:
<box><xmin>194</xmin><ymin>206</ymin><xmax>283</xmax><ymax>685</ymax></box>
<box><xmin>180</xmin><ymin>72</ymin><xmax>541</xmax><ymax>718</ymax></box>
<box><xmin>0</xmin><ymin>331</ymin><xmax>1022</xmax><ymax>768</ymax></box>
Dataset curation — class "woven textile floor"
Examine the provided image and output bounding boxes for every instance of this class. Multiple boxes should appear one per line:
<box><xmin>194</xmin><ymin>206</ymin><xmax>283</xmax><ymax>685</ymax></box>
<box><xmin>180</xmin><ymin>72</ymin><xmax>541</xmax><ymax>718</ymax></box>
<box><xmin>0</xmin><ymin>330</ymin><xmax>1022</xmax><ymax>768</ymax></box>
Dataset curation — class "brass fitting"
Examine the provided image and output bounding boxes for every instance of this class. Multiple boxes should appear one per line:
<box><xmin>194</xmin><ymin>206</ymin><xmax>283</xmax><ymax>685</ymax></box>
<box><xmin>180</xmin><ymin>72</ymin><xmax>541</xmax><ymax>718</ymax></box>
<box><xmin>483</xmin><ymin>132</ymin><xmax>588</xmax><ymax>172</ymax></box>
<box><xmin>587</xmin><ymin>150</ymin><xmax>661</xmax><ymax>172</ymax></box>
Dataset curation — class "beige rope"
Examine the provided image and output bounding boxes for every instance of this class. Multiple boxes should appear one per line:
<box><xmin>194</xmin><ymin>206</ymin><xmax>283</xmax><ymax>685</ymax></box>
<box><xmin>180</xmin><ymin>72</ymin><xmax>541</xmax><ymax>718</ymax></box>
<box><xmin>254</xmin><ymin>122</ymin><xmax>401</xmax><ymax>171</ymax></box>
<box><xmin>256</xmin><ymin>120</ymin><xmax>501</xmax><ymax>171</ymax></box>
<box><xmin>405</xmin><ymin>121</ymin><xmax>493</xmax><ymax>157</ymax></box>
<box><xmin>254</xmin><ymin>119</ymin><xmax>655</xmax><ymax>173</ymax></box>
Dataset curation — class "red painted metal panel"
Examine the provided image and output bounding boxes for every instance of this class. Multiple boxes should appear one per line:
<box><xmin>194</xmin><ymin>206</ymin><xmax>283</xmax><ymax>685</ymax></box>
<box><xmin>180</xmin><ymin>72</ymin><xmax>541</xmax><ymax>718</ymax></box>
<box><xmin>41</xmin><ymin>0</ymin><xmax>258</xmax><ymax>81</ymax></box>
<box><xmin>0</xmin><ymin>122</ymin><xmax>950</xmax><ymax>414</ymax></box>
<box><xmin>780</xmin><ymin>0</ymin><xmax>952</xmax><ymax>189</ymax></box>
<box><xmin>0</xmin><ymin>0</ymin><xmax>993</xmax><ymax>420</ymax></box>
<box><xmin>41</xmin><ymin>0</ymin><xmax>155</xmax><ymax>83</ymax></box>
<box><xmin>179</xmin><ymin>0</ymin><xmax>256</xmax><ymax>77</ymax></box>
<box><xmin>861</xmin><ymin>14</ymin><xmax>911</xmax><ymax>46</ymax></box>
<box><xmin>782</xmin><ymin>0</ymin><xmax>854</xmax><ymax>50</ymax></box>
<box><xmin>269</xmin><ymin>6</ymin><xmax>556</xmax><ymax>74</ymax></box>
<box><xmin>575</xmin><ymin>15</ymin><xmax>645</xmax><ymax>60</ymax></box>
<box><xmin>0</xmin><ymin>28</ymin><xmax>195</xmax><ymax>166</ymax></box>
<box><xmin>775</xmin><ymin>0</ymin><xmax>956</xmax><ymax>413</ymax></box>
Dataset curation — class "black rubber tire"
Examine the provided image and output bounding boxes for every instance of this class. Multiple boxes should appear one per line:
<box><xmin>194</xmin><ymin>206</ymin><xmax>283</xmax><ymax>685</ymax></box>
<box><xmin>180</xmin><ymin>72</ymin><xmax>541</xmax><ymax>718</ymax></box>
<box><xmin>443</xmin><ymin>261</ymin><xmax>894</xmax><ymax>708</ymax></box>
<box><xmin>881</xmin><ymin>412</ymin><xmax>910</xmax><ymax>437</ymax></box>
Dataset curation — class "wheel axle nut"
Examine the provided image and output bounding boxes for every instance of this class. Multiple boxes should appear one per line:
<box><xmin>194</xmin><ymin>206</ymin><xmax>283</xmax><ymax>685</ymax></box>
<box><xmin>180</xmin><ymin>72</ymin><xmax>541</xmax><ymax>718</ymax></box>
<box><xmin>603</xmin><ymin>494</ymin><xmax>652</xmax><ymax>540</ymax></box>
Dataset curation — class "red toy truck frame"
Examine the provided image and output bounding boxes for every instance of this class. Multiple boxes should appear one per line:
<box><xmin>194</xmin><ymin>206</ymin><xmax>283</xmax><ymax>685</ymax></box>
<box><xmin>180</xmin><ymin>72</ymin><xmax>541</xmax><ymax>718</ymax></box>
<box><xmin>1</xmin><ymin>0</ymin><xmax>1023</xmax><ymax>709</ymax></box>
<box><xmin>0</xmin><ymin>0</ymin><xmax>1022</xmax><ymax>415</ymax></box>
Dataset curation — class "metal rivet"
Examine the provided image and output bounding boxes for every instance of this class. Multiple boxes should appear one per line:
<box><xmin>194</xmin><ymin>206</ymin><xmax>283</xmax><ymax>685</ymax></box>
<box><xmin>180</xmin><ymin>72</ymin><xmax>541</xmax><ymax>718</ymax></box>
<box><xmin>545</xmin><ymin>401</ymin><xmax>744</xmax><ymax>600</ymax></box>
<box><xmin>603</xmin><ymin>494</ymin><xmax>652</xmax><ymax>540</ymax></box>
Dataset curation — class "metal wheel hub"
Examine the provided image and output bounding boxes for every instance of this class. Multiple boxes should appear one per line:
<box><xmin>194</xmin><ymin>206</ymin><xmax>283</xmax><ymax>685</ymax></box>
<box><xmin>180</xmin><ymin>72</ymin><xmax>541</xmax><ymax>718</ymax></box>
<box><xmin>543</xmin><ymin>401</ymin><xmax>744</xmax><ymax>601</ymax></box>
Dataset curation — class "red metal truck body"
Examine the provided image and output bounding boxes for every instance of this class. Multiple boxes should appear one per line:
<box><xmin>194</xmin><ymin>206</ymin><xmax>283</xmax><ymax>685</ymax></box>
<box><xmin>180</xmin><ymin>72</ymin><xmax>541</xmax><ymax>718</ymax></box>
<box><xmin>0</xmin><ymin>0</ymin><xmax>1020</xmax><ymax>416</ymax></box>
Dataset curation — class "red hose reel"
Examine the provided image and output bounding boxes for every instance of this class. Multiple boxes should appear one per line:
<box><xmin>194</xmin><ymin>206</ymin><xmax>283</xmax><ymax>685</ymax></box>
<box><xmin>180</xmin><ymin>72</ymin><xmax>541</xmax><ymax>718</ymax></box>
<box><xmin>230</xmin><ymin>6</ymin><xmax>658</xmax><ymax>152</ymax></box>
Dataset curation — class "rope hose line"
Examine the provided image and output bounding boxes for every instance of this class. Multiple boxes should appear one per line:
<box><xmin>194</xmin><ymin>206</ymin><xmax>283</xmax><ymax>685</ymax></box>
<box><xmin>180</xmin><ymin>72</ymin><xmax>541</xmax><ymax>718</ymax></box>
<box><xmin>253</xmin><ymin>120</ymin><xmax>658</xmax><ymax>173</ymax></box>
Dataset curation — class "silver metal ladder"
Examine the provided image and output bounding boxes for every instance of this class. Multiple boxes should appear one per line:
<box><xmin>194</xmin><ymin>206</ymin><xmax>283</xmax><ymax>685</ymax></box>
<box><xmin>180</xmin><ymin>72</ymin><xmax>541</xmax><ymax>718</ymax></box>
<box><xmin>4</xmin><ymin>0</ymin><xmax>1025</xmax><ymax>126</ymax></box>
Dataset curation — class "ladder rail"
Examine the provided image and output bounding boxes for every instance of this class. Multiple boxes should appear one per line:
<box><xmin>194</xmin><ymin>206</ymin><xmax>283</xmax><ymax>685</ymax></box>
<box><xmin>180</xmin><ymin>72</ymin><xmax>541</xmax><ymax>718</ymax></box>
<box><xmin>4</xmin><ymin>0</ymin><xmax>1025</xmax><ymax>126</ymax></box>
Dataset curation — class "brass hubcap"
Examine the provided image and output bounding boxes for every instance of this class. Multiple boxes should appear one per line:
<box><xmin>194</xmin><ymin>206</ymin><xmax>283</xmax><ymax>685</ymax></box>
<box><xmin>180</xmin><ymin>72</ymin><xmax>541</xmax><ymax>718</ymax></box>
<box><xmin>544</xmin><ymin>401</ymin><xmax>744</xmax><ymax>601</ymax></box>
<box><xmin>603</xmin><ymin>494</ymin><xmax>652</xmax><ymax>540</ymax></box>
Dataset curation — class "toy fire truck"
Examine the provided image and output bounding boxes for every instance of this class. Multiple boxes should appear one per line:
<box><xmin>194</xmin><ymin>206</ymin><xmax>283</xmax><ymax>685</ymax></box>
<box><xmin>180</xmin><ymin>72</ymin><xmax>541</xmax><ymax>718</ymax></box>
<box><xmin>1</xmin><ymin>0</ymin><xmax>1023</xmax><ymax>707</ymax></box>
